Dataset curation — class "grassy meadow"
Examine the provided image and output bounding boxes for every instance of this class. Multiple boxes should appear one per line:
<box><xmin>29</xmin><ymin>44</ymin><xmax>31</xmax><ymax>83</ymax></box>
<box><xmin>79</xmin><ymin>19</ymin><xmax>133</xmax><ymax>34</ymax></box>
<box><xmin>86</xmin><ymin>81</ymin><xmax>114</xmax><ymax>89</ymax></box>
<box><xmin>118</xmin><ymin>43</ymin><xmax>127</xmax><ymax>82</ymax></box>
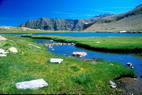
<box><xmin>0</xmin><ymin>35</ymin><xmax>135</xmax><ymax>94</ymax></box>
<box><xmin>24</xmin><ymin>35</ymin><xmax>142</xmax><ymax>53</ymax></box>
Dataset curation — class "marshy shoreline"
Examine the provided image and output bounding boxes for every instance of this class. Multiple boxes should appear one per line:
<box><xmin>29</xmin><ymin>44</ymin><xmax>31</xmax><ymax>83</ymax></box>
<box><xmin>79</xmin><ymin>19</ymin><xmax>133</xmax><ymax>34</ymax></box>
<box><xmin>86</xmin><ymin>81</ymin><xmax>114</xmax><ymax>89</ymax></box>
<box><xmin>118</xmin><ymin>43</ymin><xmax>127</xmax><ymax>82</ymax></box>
<box><xmin>21</xmin><ymin>34</ymin><xmax>142</xmax><ymax>54</ymax></box>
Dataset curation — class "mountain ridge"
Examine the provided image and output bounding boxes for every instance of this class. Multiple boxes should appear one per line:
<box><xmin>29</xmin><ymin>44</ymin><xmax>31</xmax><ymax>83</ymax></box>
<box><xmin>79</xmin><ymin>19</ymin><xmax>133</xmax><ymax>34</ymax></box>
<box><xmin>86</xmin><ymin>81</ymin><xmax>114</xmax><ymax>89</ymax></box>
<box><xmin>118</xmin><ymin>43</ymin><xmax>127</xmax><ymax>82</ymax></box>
<box><xmin>85</xmin><ymin>4</ymin><xmax>142</xmax><ymax>32</ymax></box>
<box><xmin>19</xmin><ymin>14</ymin><xmax>113</xmax><ymax>31</ymax></box>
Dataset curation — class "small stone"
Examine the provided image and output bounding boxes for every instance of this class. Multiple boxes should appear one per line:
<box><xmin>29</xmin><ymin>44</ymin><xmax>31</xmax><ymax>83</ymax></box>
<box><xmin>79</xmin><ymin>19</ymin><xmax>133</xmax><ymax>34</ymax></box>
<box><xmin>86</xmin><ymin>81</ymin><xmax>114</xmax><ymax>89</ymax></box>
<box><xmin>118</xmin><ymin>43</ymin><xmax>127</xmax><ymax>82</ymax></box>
<box><xmin>133</xmin><ymin>78</ymin><xmax>138</xmax><ymax>81</ymax></box>
<box><xmin>109</xmin><ymin>63</ymin><xmax>114</xmax><ymax>66</ymax></box>
<box><xmin>8</xmin><ymin>47</ymin><xmax>18</xmax><ymax>53</ymax></box>
<box><xmin>110</xmin><ymin>80</ymin><xmax>117</xmax><ymax>89</ymax></box>
<box><xmin>29</xmin><ymin>43</ymin><xmax>41</xmax><ymax>49</ymax></box>
<box><xmin>96</xmin><ymin>41</ymin><xmax>101</xmax><ymax>44</ymax></box>
<box><xmin>16</xmin><ymin>79</ymin><xmax>48</xmax><ymax>90</ymax></box>
<box><xmin>120</xmin><ymin>30</ymin><xmax>127</xmax><ymax>33</ymax></box>
<box><xmin>0</xmin><ymin>49</ymin><xmax>7</xmax><ymax>54</ymax></box>
<box><xmin>50</xmin><ymin>58</ymin><xmax>63</xmax><ymax>64</ymax></box>
<box><xmin>0</xmin><ymin>54</ymin><xmax>7</xmax><ymax>57</ymax></box>
<box><xmin>51</xmin><ymin>48</ymin><xmax>55</xmax><ymax>51</ymax></box>
<box><xmin>127</xmin><ymin>62</ymin><xmax>134</xmax><ymax>69</ymax></box>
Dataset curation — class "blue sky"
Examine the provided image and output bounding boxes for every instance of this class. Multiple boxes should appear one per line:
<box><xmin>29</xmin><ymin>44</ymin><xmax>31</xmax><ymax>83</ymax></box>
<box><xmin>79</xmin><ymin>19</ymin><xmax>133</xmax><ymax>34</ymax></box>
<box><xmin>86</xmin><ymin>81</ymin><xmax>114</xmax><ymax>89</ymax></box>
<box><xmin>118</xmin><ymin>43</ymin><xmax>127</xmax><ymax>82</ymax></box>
<box><xmin>0</xmin><ymin>0</ymin><xmax>141</xmax><ymax>26</ymax></box>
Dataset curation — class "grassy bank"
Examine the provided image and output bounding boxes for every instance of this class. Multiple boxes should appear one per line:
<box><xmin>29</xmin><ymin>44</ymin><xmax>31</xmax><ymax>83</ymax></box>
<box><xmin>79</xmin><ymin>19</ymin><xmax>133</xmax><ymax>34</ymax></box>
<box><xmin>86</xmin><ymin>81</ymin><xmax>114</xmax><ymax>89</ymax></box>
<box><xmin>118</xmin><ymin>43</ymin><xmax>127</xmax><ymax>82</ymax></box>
<box><xmin>23</xmin><ymin>35</ymin><xmax>142</xmax><ymax>53</ymax></box>
<box><xmin>0</xmin><ymin>35</ymin><xmax>135</xmax><ymax>94</ymax></box>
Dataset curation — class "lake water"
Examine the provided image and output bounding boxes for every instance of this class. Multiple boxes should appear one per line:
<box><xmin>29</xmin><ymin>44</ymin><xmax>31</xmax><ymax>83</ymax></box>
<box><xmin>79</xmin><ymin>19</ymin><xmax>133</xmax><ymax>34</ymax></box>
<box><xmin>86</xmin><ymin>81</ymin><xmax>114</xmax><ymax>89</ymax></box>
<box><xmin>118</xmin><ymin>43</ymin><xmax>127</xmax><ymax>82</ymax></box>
<box><xmin>1</xmin><ymin>32</ymin><xmax>142</xmax><ymax>37</ymax></box>
<box><xmin>34</xmin><ymin>38</ymin><xmax>142</xmax><ymax>81</ymax></box>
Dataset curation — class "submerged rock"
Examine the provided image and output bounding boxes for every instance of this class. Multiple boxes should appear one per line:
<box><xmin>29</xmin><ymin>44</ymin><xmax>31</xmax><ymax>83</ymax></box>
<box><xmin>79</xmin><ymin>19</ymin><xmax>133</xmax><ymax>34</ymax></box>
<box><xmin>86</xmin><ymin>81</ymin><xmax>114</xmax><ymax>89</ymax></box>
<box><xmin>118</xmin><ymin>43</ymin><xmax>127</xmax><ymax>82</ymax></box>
<box><xmin>16</xmin><ymin>79</ymin><xmax>48</xmax><ymax>90</ymax></box>
<box><xmin>50</xmin><ymin>58</ymin><xmax>63</xmax><ymax>64</ymax></box>
<box><xmin>72</xmin><ymin>52</ymin><xmax>87</xmax><ymax>57</ymax></box>
<box><xmin>127</xmin><ymin>62</ymin><xmax>134</xmax><ymax>69</ymax></box>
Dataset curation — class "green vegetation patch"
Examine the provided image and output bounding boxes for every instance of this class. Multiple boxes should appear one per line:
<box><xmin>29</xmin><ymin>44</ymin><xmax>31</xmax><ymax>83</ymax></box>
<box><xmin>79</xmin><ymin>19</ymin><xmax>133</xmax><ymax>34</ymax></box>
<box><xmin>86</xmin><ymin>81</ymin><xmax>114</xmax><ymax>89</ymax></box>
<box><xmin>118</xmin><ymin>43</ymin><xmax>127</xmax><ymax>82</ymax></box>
<box><xmin>27</xmin><ymin>35</ymin><xmax>142</xmax><ymax>52</ymax></box>
<box><xmin>0</xmin><ymin>35</ymin><xmax>135</xmax><ymax>94</ymax></box>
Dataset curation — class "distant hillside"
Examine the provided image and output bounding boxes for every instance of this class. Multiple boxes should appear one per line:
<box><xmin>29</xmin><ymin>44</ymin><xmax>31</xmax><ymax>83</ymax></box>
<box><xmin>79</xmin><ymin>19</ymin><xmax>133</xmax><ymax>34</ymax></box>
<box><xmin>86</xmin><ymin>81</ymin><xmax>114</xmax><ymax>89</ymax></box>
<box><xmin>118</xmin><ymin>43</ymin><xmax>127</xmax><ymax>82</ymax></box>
<box><xmin>78</xmin><ymin>14</ymin><xmax>112</xmax><ymax>24</ymax></box>
<box><xmin>85</xmin><ymin>4</ymin><xmax>142</xmax><ymax>32</ymax></box>
<box><xmin>19</xmin><ymin>14</ymin><xmax>112</xmax><ymax>31</ymax></box>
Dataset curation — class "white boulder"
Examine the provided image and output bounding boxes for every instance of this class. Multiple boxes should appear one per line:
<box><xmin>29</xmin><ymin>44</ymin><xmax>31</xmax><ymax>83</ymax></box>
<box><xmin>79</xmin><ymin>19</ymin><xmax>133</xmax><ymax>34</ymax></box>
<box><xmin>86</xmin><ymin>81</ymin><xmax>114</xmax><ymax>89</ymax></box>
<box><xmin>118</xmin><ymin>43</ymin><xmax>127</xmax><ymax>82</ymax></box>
<box><xmin>120</xmin><ymin>30</ymin><xmax>127</xmax><ymax>33</ymax></box>
<box><xmin>72</xmin><ymin>52</ymin><xmax>87</xmax><ymax>57</ymax></box>
<box><xmin>8</xmin><ymin>47</ymin><xmax>18</xmax><ymax>53</ymax></box>
<box><xmin>50</xmin><ymin>58</ymin><xmax>63</xmax><ymax>64</ymax></box>
<box><xmin>110</xmin><ymin>80</ymin><xmax>117</xmax><ymax>89</ymax></box>
<box><xmin>16</xmin><ymin>79</ymin><xmax>48</xmax><ymax>90</ymax></box>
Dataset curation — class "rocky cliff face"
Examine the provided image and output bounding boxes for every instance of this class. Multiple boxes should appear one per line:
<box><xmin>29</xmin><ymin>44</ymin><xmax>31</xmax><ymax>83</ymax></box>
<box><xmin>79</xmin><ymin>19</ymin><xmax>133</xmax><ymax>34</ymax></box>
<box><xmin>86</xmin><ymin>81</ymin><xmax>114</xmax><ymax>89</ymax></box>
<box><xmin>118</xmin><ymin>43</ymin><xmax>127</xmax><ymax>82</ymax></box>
<box><xmin>19</xmin><ymin>14</ymin><xmax>112</xmax><ymax>31</ymax></box>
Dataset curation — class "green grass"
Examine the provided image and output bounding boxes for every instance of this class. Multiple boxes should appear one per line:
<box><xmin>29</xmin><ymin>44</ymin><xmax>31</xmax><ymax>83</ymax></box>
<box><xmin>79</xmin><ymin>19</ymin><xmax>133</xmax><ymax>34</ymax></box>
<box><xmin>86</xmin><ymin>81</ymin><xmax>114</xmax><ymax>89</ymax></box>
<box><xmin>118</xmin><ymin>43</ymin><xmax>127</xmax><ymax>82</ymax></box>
<box><xmin>25</xmin><ymin>35</ymin><xmax>142</xmax><ymax>53</ymax></box>
<box><xmin>0</xmin><ymin>35</ymin><xmax>135</xmax><ymax>94</ymax></box>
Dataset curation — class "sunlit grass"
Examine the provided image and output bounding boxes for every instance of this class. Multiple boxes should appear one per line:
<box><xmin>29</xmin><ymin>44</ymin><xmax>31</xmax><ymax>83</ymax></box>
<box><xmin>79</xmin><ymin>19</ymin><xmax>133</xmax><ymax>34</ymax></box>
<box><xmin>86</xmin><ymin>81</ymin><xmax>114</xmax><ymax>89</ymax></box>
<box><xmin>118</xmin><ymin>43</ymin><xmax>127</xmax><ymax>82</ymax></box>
<box><xmin>28</xmin><ymin>35</ymin><xmax>142</xmax><ymax>52</ymax></box>
<box><xmin>0</xmin><ymin>35</ymin><xmax>135</xmax><ymax>94</ymax></box>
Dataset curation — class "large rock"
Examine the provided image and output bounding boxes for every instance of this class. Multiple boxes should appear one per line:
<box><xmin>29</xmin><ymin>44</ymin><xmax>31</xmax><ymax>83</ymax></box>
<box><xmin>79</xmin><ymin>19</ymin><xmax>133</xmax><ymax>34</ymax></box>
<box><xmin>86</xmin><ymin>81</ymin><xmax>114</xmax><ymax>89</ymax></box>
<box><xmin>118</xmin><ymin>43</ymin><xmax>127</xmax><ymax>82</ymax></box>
<box><xmin>8</xmin><ymin>47</ymin><xmax>18</xmax><ymax>53</ymax></box>
<box><xmin>16</xmin><ymin>79</ymin><xmax>48</xmax><ymax>90</ymax></box>
<box><xmin>50</xmin><ymin>58</ymin><xmax>63</xmax><ymax>64</ymax></box>
<box><xmin>72</xmin><ymin>52</ymin><xmax>87</xmax><ymax>57</ymax></box>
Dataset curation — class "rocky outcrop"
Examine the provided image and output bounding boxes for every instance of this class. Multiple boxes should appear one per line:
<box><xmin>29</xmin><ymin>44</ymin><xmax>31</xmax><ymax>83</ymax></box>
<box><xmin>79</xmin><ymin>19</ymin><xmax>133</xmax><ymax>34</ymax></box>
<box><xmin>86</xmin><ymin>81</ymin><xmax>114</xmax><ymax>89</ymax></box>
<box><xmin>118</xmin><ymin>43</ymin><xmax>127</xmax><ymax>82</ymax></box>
<box><xmin>19</xmin><ymin>14</ymin><xmax>112</xmax><ymax>31</ymax></box>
